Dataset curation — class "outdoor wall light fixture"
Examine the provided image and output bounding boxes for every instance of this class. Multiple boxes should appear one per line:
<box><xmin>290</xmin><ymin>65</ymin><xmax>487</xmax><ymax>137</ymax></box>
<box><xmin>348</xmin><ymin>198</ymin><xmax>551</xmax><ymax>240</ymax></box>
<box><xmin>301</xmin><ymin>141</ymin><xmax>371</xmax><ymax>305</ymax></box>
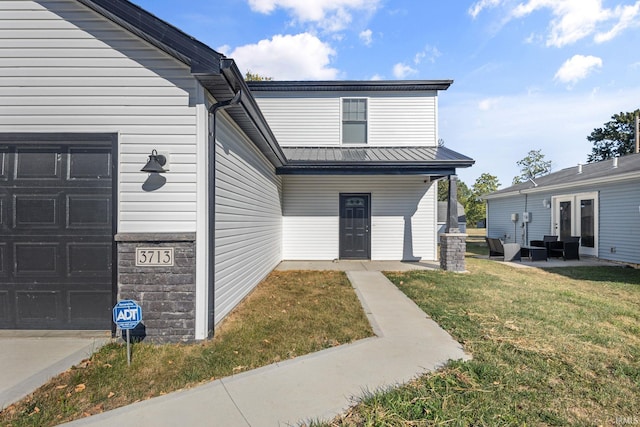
<box><xmin>141</xmin><ymin>149</ymin><xmax>167</xmax><ymax>173</ymax></box>
<box><xmin>543</xmin><ymin>199</ymin><xmax>551</xmax><ymax>209</ymax></box>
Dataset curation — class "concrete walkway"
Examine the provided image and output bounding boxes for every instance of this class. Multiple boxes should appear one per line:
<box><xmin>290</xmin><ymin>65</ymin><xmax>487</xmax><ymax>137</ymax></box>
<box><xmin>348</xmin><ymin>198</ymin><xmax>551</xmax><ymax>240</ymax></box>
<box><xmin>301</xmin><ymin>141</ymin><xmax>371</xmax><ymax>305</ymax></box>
<box><xmin>65</xmin><ymin>268</ymin><xmax>469</xmax><ymax>427</ymax></box>
<box><xmin>0</xmin><ymin>331</ymin><xmax>109</xmax><ymax>410</ymax></box>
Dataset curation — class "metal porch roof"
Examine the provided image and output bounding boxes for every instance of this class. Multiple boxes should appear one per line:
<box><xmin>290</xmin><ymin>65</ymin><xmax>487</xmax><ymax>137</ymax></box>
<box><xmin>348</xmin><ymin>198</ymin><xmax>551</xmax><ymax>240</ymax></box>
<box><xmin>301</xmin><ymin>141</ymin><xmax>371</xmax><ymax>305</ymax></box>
<box><xmin>277</xmin><ymin>146</ymin><xmax>475</xmax><ymax>175</ymax></box>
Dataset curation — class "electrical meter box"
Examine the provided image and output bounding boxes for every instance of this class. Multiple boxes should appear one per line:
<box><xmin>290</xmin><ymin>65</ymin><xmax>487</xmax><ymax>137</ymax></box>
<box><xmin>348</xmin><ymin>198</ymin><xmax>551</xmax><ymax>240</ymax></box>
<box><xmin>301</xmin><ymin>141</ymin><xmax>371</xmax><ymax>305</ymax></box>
<box><xmin>522</xmin><ymin>212</ymin><xmax>531</xmax><ymax>223</ymax></box>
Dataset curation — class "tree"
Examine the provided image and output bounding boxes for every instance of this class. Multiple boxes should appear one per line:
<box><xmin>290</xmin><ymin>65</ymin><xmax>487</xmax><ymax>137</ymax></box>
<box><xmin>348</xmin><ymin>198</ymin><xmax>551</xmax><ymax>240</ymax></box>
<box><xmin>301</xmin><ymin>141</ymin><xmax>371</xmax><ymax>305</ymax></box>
<box><xmin>587</xmin><ymin>110</ymin><xmax>639</xmax><ymax>162</ymax></box>
<box><xmin>438</xmin><ymin>178</ymin><xmax>471</xmax><ymax>205</ymax></box>
<box><xmin>245</xmin><ymin>70</ymin><xmax>273</xmax><ymax>81</ymax></box>
<box><xmin>466</xmin><ymin>173</ymin><xmax>500</xmax><ymax>227</ymax></box>
<box><xmin>512</xmin><ymin>149</ymin><xmax>551</xmax><ymax>185</ymax></box>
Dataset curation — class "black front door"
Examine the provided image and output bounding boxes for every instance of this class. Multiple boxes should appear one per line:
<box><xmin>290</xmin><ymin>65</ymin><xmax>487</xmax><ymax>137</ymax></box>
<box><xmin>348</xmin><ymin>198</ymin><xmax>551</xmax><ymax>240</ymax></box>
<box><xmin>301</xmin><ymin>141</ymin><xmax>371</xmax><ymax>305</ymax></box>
<box><xmin>339</xmin><ymin>194</ymin><xmax>370</xmax><ymax>259</ymax></box>
<box><xmin>0</xmin><ymin>143</ymin><xmax>114</xmax><ymax>329</ymax></box>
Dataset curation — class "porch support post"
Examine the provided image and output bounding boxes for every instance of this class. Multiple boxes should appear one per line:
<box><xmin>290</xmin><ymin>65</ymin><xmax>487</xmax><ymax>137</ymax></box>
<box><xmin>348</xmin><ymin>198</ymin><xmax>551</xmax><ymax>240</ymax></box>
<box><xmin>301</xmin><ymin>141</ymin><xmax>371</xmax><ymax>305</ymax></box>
<box><xmin>440</xmin><ymin>175</ymin><xmax>467</xmax><ymax>272</ymax></box>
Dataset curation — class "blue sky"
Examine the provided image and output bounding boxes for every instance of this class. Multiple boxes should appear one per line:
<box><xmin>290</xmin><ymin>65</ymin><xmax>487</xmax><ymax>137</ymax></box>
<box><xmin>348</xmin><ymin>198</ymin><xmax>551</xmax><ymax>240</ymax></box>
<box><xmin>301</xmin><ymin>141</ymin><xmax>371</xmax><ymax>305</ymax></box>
<box><xmin>131</xmin><ymin>0</ymin><xmax>640</xmax><ymax>188</ymax></box>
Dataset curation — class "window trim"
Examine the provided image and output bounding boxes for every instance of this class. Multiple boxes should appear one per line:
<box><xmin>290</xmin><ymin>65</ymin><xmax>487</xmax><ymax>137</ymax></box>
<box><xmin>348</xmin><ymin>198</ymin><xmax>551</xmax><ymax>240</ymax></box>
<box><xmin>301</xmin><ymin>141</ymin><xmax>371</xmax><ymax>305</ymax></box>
<box><xmin>341</xmin><ymin>97</ymin><xmax>368</xmax><ymax>144</ymax></box>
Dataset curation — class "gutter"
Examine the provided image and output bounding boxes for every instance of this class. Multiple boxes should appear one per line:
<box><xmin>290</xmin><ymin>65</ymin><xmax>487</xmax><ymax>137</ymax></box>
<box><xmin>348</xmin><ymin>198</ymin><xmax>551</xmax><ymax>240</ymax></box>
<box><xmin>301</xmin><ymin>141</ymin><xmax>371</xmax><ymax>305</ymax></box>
<box><xmin>207</xmin><ymin>90</ymin><xmax>242</xmax><ymax>336</ymax></box>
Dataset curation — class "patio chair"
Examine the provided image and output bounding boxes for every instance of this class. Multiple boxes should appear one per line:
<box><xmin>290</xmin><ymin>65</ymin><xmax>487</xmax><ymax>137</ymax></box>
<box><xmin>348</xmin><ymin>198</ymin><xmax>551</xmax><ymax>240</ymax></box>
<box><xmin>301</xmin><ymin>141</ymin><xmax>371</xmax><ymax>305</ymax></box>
<box><xmin>548</xmin><ymin>236</ymin><xmax>580</xmax><ymax>260</ymax></box>
<box><xmin>530</xmin><ymin>235</ymin><xmax>558</xmax><ymax>258</ymax></box>
<box><xmin>485</xmin><ymin>237</ymin><xmax>521</xmax><ymax>261</ymax></box>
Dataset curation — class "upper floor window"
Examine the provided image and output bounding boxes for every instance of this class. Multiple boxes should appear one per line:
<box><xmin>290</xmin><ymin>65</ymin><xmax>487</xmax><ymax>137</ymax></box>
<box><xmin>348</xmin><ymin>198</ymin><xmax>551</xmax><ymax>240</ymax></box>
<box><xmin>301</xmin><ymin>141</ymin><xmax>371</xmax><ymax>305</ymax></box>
<box><xmin>342</xmin><ymin>98</ymin><xmax>367</xmax><ymax>144</ymax></box>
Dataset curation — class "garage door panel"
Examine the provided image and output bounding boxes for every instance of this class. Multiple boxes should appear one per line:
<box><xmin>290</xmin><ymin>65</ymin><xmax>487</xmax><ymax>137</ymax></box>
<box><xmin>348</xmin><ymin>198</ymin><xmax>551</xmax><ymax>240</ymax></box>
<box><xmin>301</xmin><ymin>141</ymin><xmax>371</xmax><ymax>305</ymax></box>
<box><xmin>16</xmin><ymin>291</ymin><xmax>59</xmax><ymax>321</ymax></box>
<box><xmin>67</xmin><ymin>195</ymin><xmax>111</xmax><ymax>228</ymax></box>
<box><xmin>67</xmin><ymin>243</ymin><xmax>111</xmax><ymax>277</ymax></box>
<box><xmin>14</xmin><ymin>194</ymin><xmax>59</xmax><ymax>228</ymax></box>
<box><xmin>0</xmin><ymin>243</ymin><xmax>7</xmax><ymax>278</ymax></box>
<box><xmin>69</xmin><ymin>147</ymin><xmax>112</xmax><ymax>180</ymax></box>
<box><xmin>0</xmin><ymin>148</ymin><xmax>8</xmax><ymax>180</ymax></box>
<box><xmin>15</xmin><ymin>243</ymin><xmax>59</xmax><ymax>276</ymax></box>
<box><xmin>69</xmin><ymin>291</ymin><xmax>112</xmax><ymax>323</ymax></box>
<box><xmin>15</xmin><ymin>147</ymin><xmax>61</xmax><ymax>180</ymax></box>
<box><xmin>0</xmin><ymin>291</ymin><xmax>8</xmax><ymax>321</ymax></box>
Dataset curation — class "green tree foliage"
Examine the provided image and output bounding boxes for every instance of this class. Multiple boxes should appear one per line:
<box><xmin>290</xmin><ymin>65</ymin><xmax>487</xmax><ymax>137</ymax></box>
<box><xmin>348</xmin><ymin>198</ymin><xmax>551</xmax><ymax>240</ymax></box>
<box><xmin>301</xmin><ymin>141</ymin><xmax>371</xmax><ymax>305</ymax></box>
<box><xmin>512</xmin><ymin>149</ymin><xmax>551</xmax><ymax>185</ymax></box>
<box><xmin>438</xmin><ymin>178</ymin><xmax>471</xmax><ymax>204</ymax></box>
<box><xmin>245</xmin><ymin>70</ymin><xmax>273</xmax><ymax>81</ymax></box>
<box><xmin>467</xmin><ymin>173</ymin><xmax>500</xmax><ymax>227</ymax></box>
<box><xmin>587</xmin><ymin>110</ymin><xmax>639</xmax><ymax>163</ymax></box>
<box><xmin>438</xmin><ymin>173</ymin><xmax>500</xmax><ymax>228</ymax></box>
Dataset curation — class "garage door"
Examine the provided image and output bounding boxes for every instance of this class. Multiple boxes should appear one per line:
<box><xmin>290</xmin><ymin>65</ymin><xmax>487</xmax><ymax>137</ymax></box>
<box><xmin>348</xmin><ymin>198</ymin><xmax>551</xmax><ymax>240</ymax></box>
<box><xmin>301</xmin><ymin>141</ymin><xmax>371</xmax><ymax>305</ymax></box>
<box><xmin>0</xmin><ymin>143</ymin><xmax>114</xmax><ymax>329</ymax></box>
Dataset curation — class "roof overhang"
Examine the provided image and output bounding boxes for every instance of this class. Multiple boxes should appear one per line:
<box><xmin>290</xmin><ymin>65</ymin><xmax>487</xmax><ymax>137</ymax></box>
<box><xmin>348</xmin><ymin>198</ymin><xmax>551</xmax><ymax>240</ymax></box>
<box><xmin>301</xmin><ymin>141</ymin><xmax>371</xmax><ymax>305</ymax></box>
<box><xmin>77</xmin><ymin>0</ymin><xmax>286</xmax><ymax>168</ymax></box>
<box><xmin>277</xmin><ymin>146</ymin><xmax>474</xmax><ymax>176</ymax></box>
<box><xmin>247</xmin><ymin>80</ymin><xmax>454</xmax><ymax>92</ymax></box>
<box><xmin>484</xmin><ymin>171</ymin><xmax>640</xmax><ymax>200</ymax></box>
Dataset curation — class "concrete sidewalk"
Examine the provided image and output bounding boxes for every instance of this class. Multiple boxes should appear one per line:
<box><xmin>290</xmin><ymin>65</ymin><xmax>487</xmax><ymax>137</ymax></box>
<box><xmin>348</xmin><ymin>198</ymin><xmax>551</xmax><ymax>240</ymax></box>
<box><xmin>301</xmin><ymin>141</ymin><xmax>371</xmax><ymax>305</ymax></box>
<box><xmin>65</xmin><ymin>270</ymin><xmax>469</xmax><ymax>427</ymax></box>
<box><xmin>0</xmin><ymin>332</ymin><xmax>109</xmax><ymax>410</ymax></box>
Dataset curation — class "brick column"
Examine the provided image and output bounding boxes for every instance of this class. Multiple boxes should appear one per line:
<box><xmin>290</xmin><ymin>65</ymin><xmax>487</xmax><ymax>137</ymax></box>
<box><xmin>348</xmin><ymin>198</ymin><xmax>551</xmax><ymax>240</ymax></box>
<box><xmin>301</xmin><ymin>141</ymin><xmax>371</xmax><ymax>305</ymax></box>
<box><xmin>440</xmin><ymin>233</ymin><xmax>467</xmax><ymax>272</ymax></box>
<box><xmin>115</xmin><ymin>233</ymin><xmax>196</xmax><ymax>343</ymax></box>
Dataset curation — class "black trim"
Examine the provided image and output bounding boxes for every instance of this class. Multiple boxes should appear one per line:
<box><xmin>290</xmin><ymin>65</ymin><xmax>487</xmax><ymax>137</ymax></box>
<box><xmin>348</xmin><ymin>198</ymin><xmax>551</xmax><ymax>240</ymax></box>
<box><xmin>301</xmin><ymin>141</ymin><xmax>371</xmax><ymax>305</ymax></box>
<box><xmin>277</xmin><ymin>166</ymin><xmax>457</xmax><ymax>176</ymax></box>
<box><xmin>77</xmin><ymin>0</ymin><xmax>221</xmax><ymax>74</ymax></box>
<box><xmin>247</xmin><ymin>80</ymin><xmax>454</xmax><ymax>92</ymax></box>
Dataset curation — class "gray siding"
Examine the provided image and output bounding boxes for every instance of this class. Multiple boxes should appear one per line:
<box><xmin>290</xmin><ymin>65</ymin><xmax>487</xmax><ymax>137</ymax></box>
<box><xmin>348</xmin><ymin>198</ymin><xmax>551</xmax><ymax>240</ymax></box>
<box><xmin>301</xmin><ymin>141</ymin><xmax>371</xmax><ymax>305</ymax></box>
<box><xmin>214</xmin><ymin>115</ymin><xmax>283</xmax><ymax>325</ymax></box>
<box><xmin>487</xmin><ymin>196</ymin><xmax>526</xmax><ymax>245</ymax></box>
<box><xmin>0</xmin><ymin>0</ymin><xmax>200</xmax><ymax>233</ymax></box>
<box><xmin>598</xmin><ymin>180</ymin><xmax>640</xmax><ymax>264</ymax></box>
<box><xmin>488</xmin><ymin>177</ymin><xmax>640</xmax><ymax>264</ymax></box>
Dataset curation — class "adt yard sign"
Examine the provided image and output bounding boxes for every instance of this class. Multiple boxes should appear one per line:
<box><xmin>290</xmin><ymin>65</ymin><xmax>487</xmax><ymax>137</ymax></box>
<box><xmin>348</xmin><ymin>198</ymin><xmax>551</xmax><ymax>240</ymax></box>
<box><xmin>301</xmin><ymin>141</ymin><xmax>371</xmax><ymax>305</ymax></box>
<box><xmin>113</xmin><ymin>300</ymin><xmax>142</xmax><ymax>330</ymax></box>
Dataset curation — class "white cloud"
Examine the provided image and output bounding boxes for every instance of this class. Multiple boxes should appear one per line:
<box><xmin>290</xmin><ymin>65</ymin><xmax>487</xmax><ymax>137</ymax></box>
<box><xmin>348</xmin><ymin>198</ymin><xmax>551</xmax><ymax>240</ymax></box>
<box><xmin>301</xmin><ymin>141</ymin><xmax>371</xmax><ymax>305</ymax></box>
<box><xmin>594</xmin><ymin>1</ymin><xmax>640</xmax><ymax>42</ymax></box>
<box><xmin>216</xmin><ymin>44</ymin><xmax>231</xmax><ymax>56</ymax></box>
<box><xmin>554</xmin><ymin>55</ymin><xmax>603</xmax><ymax>86</ymax></box>
<box><xmin>414</xmin><ymin>45</ymin><xmax>441</xmax><ymax>64</ymax></box>
<box><xmin>478</xmin><ymin>97</ymin><xmax>502</xmax><ymax>111</ymax></box>
<box><xmin>468</xmin><ymin>0</ymin><xmax>502</xmax><ymax>19</ymax></box>
<box><xmin>247</xmin><ymin>0</ymin><xmax>380</xmax><ymax>32</ymax></box>
<box><xmin>392</xmin><ymin>63</ymin><xmax>417</xmax><ymax>79</ymax></box>
<box><xmin>469</xmin><ymin>0</ymin><xmax>640</xmax><ymax>47</ymax></box>
<box><xmin>359</xmin><ymin>29</ymin><xmax>373</xmax><ymax>46</ymax></box>
<box><xmin>228</xmin><ymin>33</ymin><xmax>338</xmax><ymax>80</ymax></box>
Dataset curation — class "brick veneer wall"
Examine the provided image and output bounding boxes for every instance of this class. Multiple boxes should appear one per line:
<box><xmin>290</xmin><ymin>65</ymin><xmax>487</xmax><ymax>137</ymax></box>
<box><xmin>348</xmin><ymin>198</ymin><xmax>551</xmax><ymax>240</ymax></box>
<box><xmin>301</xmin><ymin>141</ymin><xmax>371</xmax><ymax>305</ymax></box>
<box><xmin>440</xmin><ymin>233</ymin><xmax>467</xmax><ymax>272</ymax></box>
<box><xmin>115</xmin><ymin>233</ymin><xmax>197</xmax><ymax>343</ymax></box>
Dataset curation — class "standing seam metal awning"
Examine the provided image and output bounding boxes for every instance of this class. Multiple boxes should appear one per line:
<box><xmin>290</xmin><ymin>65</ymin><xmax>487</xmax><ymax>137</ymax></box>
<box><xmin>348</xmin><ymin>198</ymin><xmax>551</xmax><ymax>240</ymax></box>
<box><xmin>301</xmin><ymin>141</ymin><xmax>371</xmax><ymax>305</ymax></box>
<box><xmin>277</xmin><ymin>146</ymin><xmax>475</xmax><ymax>176</ymax></box>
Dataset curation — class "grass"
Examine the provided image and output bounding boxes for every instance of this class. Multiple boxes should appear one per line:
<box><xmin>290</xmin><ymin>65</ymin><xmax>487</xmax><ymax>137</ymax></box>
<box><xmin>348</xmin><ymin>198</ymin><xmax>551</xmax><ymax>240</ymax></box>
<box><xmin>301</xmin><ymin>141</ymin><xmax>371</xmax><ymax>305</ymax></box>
<box><xmin>0</xmin><ymin>270</ymin><xmax>373</xmax><ymax>427</ymax></box>
<box><xmin>327</xmin><ymin>241</ymin><xmax>640</xmax><ymax>426</ymax></box>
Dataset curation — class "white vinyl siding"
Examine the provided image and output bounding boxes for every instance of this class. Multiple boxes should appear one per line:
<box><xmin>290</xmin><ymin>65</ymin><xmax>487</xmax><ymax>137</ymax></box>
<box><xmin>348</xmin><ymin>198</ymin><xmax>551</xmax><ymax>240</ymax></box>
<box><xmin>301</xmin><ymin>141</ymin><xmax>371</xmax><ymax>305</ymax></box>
<box><xmin>282</xmin><ymin>175</ymin><xmax>437</xmax><ymax>261</ymax></box>
<box><xmin>0</xmin><ymin>0</ymin><xmax>199</xmax><ymax>233</ymax></box>
<box><xmin>253</xmin><ymin>91</ymin><xmax>438</xmax><ymax>147</ymax></box>
<box><xmin>214</xmin><ymin>116</ymin><xmax>282</xmax><ymax>325</ymax></box>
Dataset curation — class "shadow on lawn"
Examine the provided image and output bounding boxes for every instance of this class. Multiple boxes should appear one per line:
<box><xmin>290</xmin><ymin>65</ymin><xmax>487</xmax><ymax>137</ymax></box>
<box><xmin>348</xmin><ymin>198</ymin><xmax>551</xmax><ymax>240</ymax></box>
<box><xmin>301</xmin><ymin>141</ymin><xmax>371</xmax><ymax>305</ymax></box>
<box><xmin>541</xmin><ymin>265</ymin><xmax>640</xmax><ymax>285</ymax></box>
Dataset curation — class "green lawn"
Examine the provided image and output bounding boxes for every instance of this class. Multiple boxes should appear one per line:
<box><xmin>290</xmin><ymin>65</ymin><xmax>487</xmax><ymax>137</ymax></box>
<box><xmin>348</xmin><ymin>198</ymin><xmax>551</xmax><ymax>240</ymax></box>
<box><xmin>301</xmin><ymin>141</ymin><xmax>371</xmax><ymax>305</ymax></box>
<box><xmin>0</xmin><ymin>271</ymin><xmax>373</xmax><ymax>427</ymax></box>
<box><xmin>328</xmin><ymin>256</ymin><xmax>640</xmax><ymax>426</ymax></box>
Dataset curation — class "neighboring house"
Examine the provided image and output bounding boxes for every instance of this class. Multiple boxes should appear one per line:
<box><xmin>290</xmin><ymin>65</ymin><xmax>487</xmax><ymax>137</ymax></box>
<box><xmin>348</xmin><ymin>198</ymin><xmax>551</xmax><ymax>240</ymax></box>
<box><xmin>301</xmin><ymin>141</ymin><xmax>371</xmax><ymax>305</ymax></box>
<box><xmin>437</xmin><ymin>202</ymin><xmax>466</xmax><ymax>235</ymax></box>
<box><xmin>484</xmin><ymin>153</ymin><xmax>640</xmax><ymax>265</ymax></box>
<box><xmin>0</xmin><ymin>0</ymin><xmax>473</xmax><ymax>341</ymax></box>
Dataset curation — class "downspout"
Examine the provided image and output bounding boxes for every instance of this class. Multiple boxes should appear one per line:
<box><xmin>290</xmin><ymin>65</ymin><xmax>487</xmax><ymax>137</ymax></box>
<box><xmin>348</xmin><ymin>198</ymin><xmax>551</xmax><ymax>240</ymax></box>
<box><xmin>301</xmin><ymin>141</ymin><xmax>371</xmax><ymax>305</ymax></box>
<box><xmin>207</xmin><ymin>89</ymin><xmax>242</xmax><ymax>336</ymax></box>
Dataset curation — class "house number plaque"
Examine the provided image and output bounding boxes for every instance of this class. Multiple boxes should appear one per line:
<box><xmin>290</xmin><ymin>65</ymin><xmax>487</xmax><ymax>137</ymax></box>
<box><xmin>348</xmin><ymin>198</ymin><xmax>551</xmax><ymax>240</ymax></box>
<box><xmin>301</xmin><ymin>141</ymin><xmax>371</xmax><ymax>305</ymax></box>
<box><xmin>136</xmin><ymin>248</ymin><xmax>174</xmax><ymax>266</ymax></box>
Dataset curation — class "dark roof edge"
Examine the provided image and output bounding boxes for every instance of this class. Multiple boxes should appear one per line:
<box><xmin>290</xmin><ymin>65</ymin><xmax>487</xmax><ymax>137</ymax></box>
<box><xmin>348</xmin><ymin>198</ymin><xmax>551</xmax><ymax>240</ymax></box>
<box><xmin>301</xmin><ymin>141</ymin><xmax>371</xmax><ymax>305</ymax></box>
<box><xmin>77</xmin><ymin>0</ymin><xmax>222</xmax><ymax>74</ymax></box>
<box><xmin>219</xmin><ymin>59</ymin><xmax>287</xmax><ymax>167</ymax></box>
<box><xmin>276</xmin><ymin>165</ymin><xmax>457</xmax><ymax>176</ymax></box>
<box><xmin>247</xmin><ymin>80</ymin><xmax>453</xmax><ymax>91</ymax></box>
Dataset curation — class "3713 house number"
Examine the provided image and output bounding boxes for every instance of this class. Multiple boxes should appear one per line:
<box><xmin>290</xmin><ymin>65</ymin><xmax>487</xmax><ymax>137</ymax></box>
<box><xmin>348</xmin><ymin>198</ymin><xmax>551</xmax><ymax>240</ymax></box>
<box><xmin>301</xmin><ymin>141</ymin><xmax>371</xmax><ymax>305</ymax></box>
<box><xmin>136</xmin><ymin>248</ymin><xmax>174</xmax><ymax>266</ymax></box>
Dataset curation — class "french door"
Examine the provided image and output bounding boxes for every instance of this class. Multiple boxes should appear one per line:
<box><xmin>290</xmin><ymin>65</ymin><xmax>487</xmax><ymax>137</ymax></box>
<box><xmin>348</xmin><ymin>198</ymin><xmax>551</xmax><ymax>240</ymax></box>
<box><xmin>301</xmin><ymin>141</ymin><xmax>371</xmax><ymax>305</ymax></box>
<box><xmin>552</xmin><ymin>192</ymin><xmax>598</xmax><ymax>257</ymax></box>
